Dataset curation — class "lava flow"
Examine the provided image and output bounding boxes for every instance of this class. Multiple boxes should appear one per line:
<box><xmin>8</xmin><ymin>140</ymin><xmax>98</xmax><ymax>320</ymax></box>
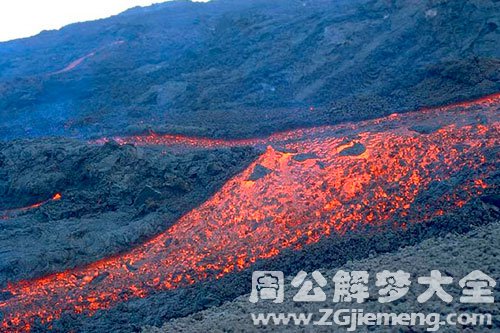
<box><xmin>94</xmin><ymin>92</ymin><xmax>500</xmax><ymax>149</ymax></box>
<box><xmin>1</xmin><ymin>96</ymin><xmax>499</xmax><ymax>331</ymax></box>
<box><xmin>0</xmin><ymin>193</ymin><xmax>62</xmax><ymax>220</ymax></box>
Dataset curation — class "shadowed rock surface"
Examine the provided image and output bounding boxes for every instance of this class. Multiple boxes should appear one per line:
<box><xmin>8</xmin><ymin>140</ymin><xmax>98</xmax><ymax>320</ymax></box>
<box><xmin>247</xmin><ymin>164</ymin><xmax>272</xmax><ymax>181</ymax></box>
<box><xmin>338</xmin><ymin>142</ymin><xmax>366</xmax><ymax>156</ymax></box>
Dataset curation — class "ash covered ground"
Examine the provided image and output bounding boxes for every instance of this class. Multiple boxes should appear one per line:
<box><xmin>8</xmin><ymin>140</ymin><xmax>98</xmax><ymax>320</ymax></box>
<box><xmin>0</xmin><ymin>0</ymin><xmax>499</xmax><ymax>332</ymax></box>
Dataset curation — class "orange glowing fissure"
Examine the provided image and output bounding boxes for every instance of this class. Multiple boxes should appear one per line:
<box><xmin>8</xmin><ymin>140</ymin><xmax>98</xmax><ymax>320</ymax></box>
<box><xmin>0</xmin><ymin>194</ymin><xmax>62</xmax><ymax>220</ymax></box>
<box><xmin>1</xmin><ymin>94</ymin><xmax>499</xmax><ymax>331</ymax></box>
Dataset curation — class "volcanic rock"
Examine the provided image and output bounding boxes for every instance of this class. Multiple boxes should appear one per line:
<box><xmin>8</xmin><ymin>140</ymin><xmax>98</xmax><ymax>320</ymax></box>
<box><xmin>1</xmin><ymin>0</ymin><xmax>499</xmax><ymax>140</ymax></box>
<box><xmin>292</xmin><ymin>153</ymin><xmax>318</xmax><ymax>162</ymax></box>
<box><xmin>247</xmin><ymin>164</ymin><xmax>272</xmax><ymax>181</ymax></box>
<box><xmin>135</xmin><ymin>186</ymin><xmax>162</xmax><ymax>206</ymax></box>
<box><xmin>339</xmin><ymin>142</ymin><xmax>367</xmax><ymax>156</ymax></box>
<box><xmin>409</xmin><ymin>124</ymin><xmax>443</xmax><ymax>134</ymax></box>
<box><xmin>0</xmin><ymin>139</ymin><xmax>258</xmax><ymax>285</ymax></box>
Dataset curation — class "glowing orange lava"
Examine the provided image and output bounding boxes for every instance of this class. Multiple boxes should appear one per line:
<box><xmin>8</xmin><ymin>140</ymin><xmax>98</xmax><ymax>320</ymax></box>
<box><xmin>0</xmin><ymin>193</ymin><xmax>62</xmax><ymax>220</ymax></box>
<box><xmin>1</xmin><ymin>95</ymin><xmax>499</xmax><ymax>332</ymax></box>
<box><xmin>93</xmin><ymin>92</ymin><xmax>500</xmax><ymax>149</ymax></box>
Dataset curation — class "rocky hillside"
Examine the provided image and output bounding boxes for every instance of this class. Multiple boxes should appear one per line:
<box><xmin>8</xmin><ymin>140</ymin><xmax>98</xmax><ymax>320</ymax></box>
<box><xmin>0</xmin><ymin>0</ymin><xmax>499</xmax><ymax>140</ymax></box>
<box><xmin>0</xmin><ymin>139</ymin><xmax>257</xmax><ymax>285</ymax></box>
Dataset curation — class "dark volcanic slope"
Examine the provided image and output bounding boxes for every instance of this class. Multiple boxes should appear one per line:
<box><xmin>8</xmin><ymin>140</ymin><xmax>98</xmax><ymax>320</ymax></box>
<box><xmin>1</xmin><ymin>93</ymin><xmax>498</xmax><ymax>332</ymax></box>
<box><xmin>0</xmin><ymin>141</ymin><xmax>258</xmax><ymax>286</ymax></box>
<box><xmin>1</xmin><ymin>0</ymin><xmax>499</xmax><ymax>140</ymax></box>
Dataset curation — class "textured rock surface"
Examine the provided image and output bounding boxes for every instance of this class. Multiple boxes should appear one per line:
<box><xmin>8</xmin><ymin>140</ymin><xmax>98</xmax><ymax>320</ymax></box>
<box><xmin>0</xmin><ymin>0</ymin><xmax>499</xmax><ymax>140</ymax></box>
<box><xmin>0</xmin><ymin>139</ymin><xmax>258</xmax><ymax>285</ymax></box>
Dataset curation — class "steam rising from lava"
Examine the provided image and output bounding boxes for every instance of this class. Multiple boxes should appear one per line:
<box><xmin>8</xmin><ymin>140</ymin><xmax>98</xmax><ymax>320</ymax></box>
<box><xmin>1</xmin><ymin>95</ymin><xmax>499</xmax><ymax>332</ymax></box>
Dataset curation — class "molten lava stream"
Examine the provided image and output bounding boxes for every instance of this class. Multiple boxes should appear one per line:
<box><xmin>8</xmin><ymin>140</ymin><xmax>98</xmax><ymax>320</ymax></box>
<box><xmin>1</xmin><ymin>98</ymin><xmax>499</xmax><ymax>331</ymax></box>
<box><xmin>0</xmin><ymin>194</ymin><xmax>62</xmax><ymax>220</ymax></box>
<box><xmin>94</xmin><ymin>92</ymin><xmax>500</xmax><ymax>148</ymax></box>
